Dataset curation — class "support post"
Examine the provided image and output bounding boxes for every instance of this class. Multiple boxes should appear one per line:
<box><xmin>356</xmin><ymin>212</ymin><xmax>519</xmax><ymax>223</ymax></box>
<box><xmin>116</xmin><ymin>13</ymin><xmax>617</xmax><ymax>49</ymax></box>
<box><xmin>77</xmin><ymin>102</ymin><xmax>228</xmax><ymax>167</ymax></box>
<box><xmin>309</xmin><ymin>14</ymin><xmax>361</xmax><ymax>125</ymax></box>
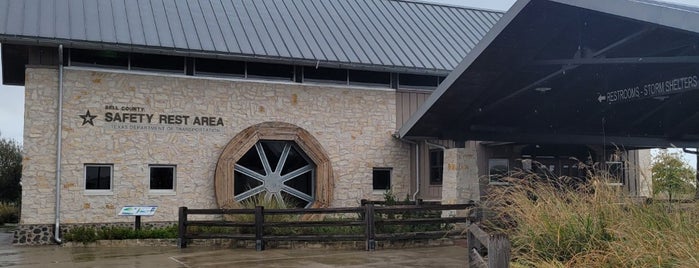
<box><xmin>488</xmin><ymin>233</ymin><xmax>511</xmax><ymax>268</ymax></box>
<box><xmin>255</xmin><ymin>206</ymin><xmax>265</xmax><ymax>251</ymax></box>
<box><xmin>364</xmin><ymin>203</ymin><xmax>375</xmax><ymax>251</ymax></box>
<box><xmin>178</xmin><ymin>207</ymin><xmax>187</xmax><ymax>248</ymax></box>
<box><xmin>134</xmin><ymin>216</ymin><xmax>141</xmax><ymax>230</ymax></box>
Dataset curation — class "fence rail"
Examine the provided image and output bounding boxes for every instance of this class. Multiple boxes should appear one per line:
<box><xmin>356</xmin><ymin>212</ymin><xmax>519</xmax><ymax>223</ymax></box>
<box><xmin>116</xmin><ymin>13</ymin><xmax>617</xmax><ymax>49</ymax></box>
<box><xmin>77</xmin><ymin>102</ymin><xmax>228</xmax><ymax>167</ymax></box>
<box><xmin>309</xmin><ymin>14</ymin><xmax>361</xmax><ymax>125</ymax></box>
<box><xmin>467</xmin><ymin>223</ymin><xmax>511</xmax><ymax>268</ymax></box>
<box><xmin>178</xmin><ymin>203</ymin><xmax>474</xmax><ymax>251</ymax></box>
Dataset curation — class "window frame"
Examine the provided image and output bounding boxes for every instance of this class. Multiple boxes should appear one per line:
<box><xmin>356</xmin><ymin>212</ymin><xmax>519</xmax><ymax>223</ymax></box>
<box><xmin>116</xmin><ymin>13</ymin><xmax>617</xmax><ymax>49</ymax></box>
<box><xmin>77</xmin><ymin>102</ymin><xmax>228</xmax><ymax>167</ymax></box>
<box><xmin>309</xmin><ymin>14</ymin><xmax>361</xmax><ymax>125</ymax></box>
<box><xmin>148</xmin><ymin>164</ymin><xmax>177</xmax><ymax>194</ymax></box>
<box><xmin>488</xmin><ymin>158</ymin><xmax>510</xmax><ymax>185</ymax></box>
<box><xmin>429</xmin><ymin>149</ymin><xmax>444</xmax><ymax>186</ymax></box>
<box><xmin>84</xmin><ymin>164</ymin><xmax>114</xmax><ymax>194</ymax></box>
<box><xmin>372</xmin><ymin>167</ymin><xmax>392</xmax><ymax>192</ymax></box>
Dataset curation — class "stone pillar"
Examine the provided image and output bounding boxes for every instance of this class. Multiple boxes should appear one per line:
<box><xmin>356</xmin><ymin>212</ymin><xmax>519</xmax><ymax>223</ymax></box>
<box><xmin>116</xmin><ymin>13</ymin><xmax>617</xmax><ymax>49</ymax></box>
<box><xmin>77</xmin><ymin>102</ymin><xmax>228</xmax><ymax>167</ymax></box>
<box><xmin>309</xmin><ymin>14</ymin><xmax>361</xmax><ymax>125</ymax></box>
<box><xmin>441</xmin><ymin>146</ymin><xmax>479</xmax><ymax>217</ymax></box>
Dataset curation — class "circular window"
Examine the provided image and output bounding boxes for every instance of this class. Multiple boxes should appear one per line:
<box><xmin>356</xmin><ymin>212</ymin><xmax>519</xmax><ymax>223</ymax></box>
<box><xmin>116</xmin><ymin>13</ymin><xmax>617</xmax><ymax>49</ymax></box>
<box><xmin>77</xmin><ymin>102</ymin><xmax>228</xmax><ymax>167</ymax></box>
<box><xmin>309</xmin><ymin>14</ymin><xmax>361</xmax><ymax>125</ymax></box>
<box><xmin>215</xmin><ymin>122</ymin><xmax>333</xmax><ymax>209</ymax></box>
<box><xmin>234</xmin><ymin>140</ymin><xmax>315</xmax><ymax>208</ymax></box>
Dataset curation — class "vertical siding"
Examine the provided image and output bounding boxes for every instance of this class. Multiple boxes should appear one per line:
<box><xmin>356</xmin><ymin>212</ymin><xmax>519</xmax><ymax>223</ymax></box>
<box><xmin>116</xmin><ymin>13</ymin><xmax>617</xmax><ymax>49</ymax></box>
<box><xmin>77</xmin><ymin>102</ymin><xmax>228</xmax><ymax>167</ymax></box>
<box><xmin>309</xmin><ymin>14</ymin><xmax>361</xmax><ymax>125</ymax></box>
<box><xmin>396</xmin><ymin>91</ymin><xmax>431</xmax><ymax>130</ymax></box>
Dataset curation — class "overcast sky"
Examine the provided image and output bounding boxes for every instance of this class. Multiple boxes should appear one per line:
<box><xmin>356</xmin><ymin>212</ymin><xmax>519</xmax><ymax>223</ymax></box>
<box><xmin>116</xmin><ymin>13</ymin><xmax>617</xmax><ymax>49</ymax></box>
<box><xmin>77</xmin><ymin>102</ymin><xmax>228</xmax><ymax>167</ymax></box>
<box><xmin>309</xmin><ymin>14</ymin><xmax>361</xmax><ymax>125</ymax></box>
<box><xmin>0</xmin><ymin>0</ymin><xmax>697</xmax><ymax>155</ymax></box>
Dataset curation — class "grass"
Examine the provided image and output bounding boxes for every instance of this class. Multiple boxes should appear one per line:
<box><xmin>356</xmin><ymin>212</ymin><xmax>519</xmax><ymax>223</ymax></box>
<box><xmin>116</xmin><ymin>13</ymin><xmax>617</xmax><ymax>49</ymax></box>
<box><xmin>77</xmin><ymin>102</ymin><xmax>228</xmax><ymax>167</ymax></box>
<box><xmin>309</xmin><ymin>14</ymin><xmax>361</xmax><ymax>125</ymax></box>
<box><xmin>484</xmin><ymin>175</ymin><xmax>699</xmax><ymax>267</ymax></box>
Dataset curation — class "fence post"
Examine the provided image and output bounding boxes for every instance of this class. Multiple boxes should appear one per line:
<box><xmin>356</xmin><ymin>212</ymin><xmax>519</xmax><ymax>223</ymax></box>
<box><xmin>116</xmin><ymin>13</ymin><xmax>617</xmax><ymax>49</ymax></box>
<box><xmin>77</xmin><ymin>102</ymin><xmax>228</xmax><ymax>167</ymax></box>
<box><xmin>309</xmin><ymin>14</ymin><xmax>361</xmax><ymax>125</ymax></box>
<box><xmin>364</xmin><ymin>203</ymin><xmax>375</xmax><ymax>251</ymax></box>
<box><xmin>178</xmin><ymin>206</ymin><xmax>187</xmax><ymax>248</ymax></box>
<box><xmin>488</xmin><ymin>233</ymin><xmax>511</xmax><ymax>268</ymax></box>
<box><xmin>466</xmin><ymin>224</ymin><xmax>476</xmax><ymax>267</ymax></box>
<box><xmin>255</xmin><ymin>206</ymin><xmax>265</xmax><ymax>251</ymax></box>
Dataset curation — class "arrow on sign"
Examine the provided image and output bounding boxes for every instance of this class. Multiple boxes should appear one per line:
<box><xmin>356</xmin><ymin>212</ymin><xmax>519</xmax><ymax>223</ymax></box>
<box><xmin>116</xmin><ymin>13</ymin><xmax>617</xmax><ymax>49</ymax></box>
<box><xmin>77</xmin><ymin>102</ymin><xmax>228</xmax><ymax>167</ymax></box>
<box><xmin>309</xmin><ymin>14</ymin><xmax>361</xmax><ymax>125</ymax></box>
<box><xmin>597</xmin><ymin>94</ymin><xmax>607</xmax><ymax>103</ymax></box>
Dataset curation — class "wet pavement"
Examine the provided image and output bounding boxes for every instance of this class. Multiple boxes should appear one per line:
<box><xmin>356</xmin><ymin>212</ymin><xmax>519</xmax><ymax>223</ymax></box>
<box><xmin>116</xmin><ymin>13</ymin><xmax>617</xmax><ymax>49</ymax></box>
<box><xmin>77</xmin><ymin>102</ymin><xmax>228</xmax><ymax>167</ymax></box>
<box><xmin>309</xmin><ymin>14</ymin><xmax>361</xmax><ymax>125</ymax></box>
<box><xmin>0</xmin><ymin>232</ymin><xmax>468</xmax><ymax>267</ymax></box>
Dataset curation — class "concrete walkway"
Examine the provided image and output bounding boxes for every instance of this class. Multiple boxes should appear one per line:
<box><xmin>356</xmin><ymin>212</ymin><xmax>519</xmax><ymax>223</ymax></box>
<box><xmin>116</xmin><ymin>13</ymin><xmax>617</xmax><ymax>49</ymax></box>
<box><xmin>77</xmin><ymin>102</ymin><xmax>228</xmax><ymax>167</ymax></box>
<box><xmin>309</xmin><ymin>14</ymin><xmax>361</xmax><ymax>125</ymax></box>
<box><xmin>0</xmin><ymin>239</ymin><xmax>468</xmax><ymax>267</ymax></box>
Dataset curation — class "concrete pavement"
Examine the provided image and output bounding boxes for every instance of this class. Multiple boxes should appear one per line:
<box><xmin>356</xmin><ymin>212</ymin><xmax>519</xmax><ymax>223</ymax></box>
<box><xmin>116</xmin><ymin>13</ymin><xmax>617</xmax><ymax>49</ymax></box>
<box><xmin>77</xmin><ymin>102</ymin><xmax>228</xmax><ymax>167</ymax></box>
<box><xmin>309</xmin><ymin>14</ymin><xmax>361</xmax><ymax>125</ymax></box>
<box><xmin>0</xmin><ymin>232</ymin><xmax>468</xmax><ymax>267</ymax></box>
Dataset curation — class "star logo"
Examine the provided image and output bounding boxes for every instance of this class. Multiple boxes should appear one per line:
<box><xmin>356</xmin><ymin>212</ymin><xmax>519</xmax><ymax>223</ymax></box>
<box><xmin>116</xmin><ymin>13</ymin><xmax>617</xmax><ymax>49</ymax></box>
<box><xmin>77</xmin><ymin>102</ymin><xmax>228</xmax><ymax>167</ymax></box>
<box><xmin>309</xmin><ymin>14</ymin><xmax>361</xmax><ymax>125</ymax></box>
<box><xmin>79</xmin><ymin>110</ymin><xmax>97</xmax><ymax>126</ymax></box>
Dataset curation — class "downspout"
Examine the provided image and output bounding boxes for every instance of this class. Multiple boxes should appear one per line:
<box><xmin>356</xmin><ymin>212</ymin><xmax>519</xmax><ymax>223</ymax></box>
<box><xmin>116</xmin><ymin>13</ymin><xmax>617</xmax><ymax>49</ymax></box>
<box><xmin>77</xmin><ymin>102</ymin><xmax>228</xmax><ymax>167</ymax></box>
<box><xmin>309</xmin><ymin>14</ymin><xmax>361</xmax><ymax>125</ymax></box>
<box><xmin>394</xmin><ymin>135</ymin><xmax>421</xmax><ymax>204</ymax></box>
<box><xmin>54</xmin><ymin>45</ymin><xmax>64</xmax><ymax>244</ymax></box>
<box><xmin>412</xmin><ymin>142</ymin><xmax>420</xmax><ymax>204</ymax></box>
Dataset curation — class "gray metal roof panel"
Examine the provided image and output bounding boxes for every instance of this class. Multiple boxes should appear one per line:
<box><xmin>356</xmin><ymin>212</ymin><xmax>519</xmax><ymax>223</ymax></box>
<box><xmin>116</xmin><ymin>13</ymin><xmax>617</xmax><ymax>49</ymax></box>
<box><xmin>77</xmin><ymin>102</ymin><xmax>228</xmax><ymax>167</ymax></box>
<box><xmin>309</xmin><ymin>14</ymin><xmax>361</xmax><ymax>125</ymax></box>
<box><xmin>111</xmin><ymin>0</ymin><xmax>132</xmax><ymax>44</ymax></box>
<box><xmin>55</xmin><ymin>0</ymin><xmax>70</xmax><ymax>39</ymax></box>
<box><xmin>264</xmin><ymin>0</ymin><xmax>303</xmax><ymax>59</ymax></box>
<box><xmin>84</xmin><ymin>0</ymin><xmax>101</xmax><ymax>41</ymax></box>
<box><xmin>189</xmin><ymin>1</ymin><xmax>216</xmax><ymax>52</ymax></box>
<box><xmin>22</xmin><ymin>0</ymin><xmax>39</xmax><ymax>37</ymax></box>
<box><xmin>38</xmin><ymin>0</ymin><xmax>54</xmax><ymax>38</ymax></box>
<box><xmin>98</xmin><ymin>0</ymin><xmax>117</xmax><ymax>43</ymax></box>
<box><xmin>209</xmin><ymin>0</ymin><xmax>238</xmax><ymax>53</ymax></box>
<box><xmin>0</xmin><ymin>0</ymin><xmax>503</xmax><ymax>73</ymax></box>
<box><xmin>6</xmin><ymin>0</ymin><xmax>24</xmax><ymax>36</ymax></box>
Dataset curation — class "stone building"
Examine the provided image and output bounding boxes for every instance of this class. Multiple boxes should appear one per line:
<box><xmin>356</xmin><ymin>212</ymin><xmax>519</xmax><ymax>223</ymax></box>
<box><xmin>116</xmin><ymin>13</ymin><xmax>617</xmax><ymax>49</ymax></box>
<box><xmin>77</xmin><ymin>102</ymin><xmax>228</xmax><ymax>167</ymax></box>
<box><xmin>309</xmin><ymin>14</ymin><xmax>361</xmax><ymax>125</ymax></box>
<box><xmin>0</xmin><ymin>0</ymin><xmax>657</xmax><ymax>245</ymax></box>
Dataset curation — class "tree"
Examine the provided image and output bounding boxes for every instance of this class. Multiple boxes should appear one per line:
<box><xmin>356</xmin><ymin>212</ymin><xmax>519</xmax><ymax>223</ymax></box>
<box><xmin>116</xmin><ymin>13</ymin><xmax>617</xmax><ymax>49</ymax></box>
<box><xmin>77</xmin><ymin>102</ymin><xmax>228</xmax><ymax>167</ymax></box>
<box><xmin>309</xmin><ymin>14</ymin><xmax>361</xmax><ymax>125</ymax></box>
<box><xmin>681</xmin><ymin>148</ymin><xmax>699</xmax><ymax>200</ymax></box>
<box><xmin>651</xmin><ymin>150</ymin><xmax>696</xmax><ymax>202</ymax></box>
<box><xmin>0</xmin><ymin>133</ymin><xmax>22</xmax><ymax>203</ymax></box>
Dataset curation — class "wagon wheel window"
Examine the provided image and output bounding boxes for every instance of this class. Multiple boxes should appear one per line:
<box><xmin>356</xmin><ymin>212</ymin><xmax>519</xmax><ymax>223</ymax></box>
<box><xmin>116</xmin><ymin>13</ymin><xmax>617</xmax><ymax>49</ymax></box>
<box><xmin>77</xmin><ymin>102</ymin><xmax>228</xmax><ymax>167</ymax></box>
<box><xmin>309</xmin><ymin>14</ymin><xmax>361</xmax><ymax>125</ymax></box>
<box><xmin>233</xmin><ymin>140</ymin><xmax>315</xmax><ymax>208</ymax></box>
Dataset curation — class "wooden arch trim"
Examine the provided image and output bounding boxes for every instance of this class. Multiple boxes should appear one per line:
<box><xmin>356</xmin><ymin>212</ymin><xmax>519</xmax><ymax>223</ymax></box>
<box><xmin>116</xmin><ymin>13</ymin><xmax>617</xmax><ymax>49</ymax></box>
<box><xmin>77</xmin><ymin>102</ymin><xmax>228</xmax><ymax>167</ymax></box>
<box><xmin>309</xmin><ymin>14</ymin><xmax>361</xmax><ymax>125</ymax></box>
<box><xmin>215</xmin><ymin>122</ymin><xmax>334</xmax><ymax>208</ymax></box>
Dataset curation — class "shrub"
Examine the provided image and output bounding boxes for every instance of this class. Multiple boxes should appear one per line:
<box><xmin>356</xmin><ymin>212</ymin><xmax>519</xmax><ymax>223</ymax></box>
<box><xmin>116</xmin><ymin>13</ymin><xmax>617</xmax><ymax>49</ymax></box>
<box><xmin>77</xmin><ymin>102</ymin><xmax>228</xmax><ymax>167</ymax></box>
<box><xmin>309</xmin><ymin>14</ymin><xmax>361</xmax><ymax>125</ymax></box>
<box><xmin>64</xmin><ymin>225</ymin><xmax>178</xmax><ymax>244</ymax></box>
<box><xmin>0</xmin><ymin>202</ymin><xmax>19</xmax><ymax>225</ymax></box>
<box><xmin>64</xmin><ymin>226</ymin><xmax>98</xmax><ymax>244</ymax></box>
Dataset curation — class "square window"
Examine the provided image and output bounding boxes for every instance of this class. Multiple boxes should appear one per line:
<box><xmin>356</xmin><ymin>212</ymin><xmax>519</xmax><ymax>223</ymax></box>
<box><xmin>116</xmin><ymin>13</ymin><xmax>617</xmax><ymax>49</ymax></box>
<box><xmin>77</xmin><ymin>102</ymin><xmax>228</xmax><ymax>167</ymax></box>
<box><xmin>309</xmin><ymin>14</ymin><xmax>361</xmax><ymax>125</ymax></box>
<box><xmin>85</xmin><ymin>164</ymin><xmax>113</xmax><ymax>191</ymax></box>
<box><xmin>372</xmin><ymin>168</ymin><xmax>391</xmax><ymax>191</ymax></box>
<box><xmin>150</xmin><ymin>165</ymin><xmax>176</xmax><ymax>192</ymax></box>
<box><xmin>488</xmin><ymin>159</ymin><xmax>509</xmax><ymax>184</ymax></box>
<box><xmin>429</xmin><ymin>149</ymin><xmax>444</xmax><ymax>185</ymax></box>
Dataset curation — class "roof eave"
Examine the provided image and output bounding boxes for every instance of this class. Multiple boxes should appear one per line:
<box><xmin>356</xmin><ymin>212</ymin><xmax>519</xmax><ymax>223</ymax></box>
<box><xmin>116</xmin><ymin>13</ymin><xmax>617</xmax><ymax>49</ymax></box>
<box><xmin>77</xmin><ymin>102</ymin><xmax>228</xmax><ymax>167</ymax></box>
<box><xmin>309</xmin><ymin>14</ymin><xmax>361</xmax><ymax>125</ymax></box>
<box><xmin>397</xmin><ymin>0</ymin><xmax>533</xmax><ymax>139</ymax></box>
<box><xmin>0</xmin><ymin>35</ymin><xmax>452</xmax><ymax>76</ymax></box>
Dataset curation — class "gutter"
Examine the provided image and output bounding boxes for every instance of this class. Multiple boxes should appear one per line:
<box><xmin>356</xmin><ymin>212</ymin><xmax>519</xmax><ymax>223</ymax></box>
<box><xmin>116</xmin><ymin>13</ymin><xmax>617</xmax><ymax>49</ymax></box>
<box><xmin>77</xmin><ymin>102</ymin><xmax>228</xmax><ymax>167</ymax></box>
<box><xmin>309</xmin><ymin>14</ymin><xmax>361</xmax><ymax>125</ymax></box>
<box><xmin>54</xmin><ymin>44</ymin><xmax>64</xmax><ymax>244</ymax></box>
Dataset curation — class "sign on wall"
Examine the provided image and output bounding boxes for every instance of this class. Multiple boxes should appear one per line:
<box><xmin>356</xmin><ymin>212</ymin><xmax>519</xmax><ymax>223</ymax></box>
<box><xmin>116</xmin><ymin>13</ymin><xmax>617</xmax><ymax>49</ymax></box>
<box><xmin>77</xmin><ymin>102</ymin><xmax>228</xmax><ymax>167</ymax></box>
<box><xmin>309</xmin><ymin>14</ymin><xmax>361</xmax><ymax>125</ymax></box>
<box><xmin>599</xmin><ymin>75</ymin><xmax>698</xmax><ymax>104</ymax></box>
<box><xmin>78</xmin><ymin>105</ymin><xmax>226</xmax><ymax>133</ymax></box>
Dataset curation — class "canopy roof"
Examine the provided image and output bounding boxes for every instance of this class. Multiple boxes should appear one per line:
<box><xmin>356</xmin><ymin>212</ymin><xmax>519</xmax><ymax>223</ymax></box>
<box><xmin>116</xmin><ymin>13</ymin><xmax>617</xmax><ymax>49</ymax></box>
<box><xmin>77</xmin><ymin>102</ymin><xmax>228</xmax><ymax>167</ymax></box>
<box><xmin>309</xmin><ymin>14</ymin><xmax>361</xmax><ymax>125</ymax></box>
<box><xmin>400</xmin><ymin>0</ymin><xmax>699</xmax><ymax>148</ymax></box>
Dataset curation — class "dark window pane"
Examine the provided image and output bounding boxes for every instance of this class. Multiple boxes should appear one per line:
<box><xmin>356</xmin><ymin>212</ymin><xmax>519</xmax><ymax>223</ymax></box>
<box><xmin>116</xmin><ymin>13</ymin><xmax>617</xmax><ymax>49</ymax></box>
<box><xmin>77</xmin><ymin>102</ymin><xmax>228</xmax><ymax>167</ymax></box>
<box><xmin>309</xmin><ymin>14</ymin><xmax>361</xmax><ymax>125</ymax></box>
<box><xmin>71</xmin><ymin>49</ymin><xmax>128</xmax><ymax>68</ymax></box>
<box><xmin>429</xmin><ymin>150</ymin><xmax>444</xmax><ymax>185</ymax></box>
<box><xmin>150</xmin><ymin>166</ymin><xmax>175</xmax><ymax>190</ymax></box>
<box><xmin>234</xmin><ymin>170</ymin><xmax>263</xmax><ymax>195</ymax></box>
<box><xmin>372</xmin><ymin>168</ymin><xmax>391</xmax><ymax>190</ymax></box>
<box><xmin>261</xmin><ymin>141</ymin><xmax>286</xmax><ymax>172</ymax></box>
<box><xmin>304</xmin><ymin>67</ymin><xmax>346</xmax><ymax>84</ymax></box>
<box><xmin>238</xmin><ymin>146</ymin><xmax>266</xmax><ymax>176</ymax></box>
<box><xmin>247</xmin><ymin>62</ymin><xmax>293</xmax><ymax>81</ymax></box>
<box><xmin>85</xmin><ymin>165</ymin><xmax>111</xmax><ymax>190</ymax></box>
<box><xmin>195</xmin><ymin>58</ymin><xmax>245</xmax><ymax>77</ymax></box>
<box><xmin>131</xmin><ymin>53</ymin><xmax>184</xmax><ymax>73</ymax></box>
<box><xmin>399</xmin><ymin>73</ymin><xmax>439</xmax><ymax>90</ymax></box>
<box><xmin>1</xmin><ymin>44</ymin><xmax>28</xmax><ymax>86</ymax></box>
<box><xmin>488</xmin><ymin>159</ymin><xmax>509</xmax><ymax>183</ymax></box>
<box><xmin>349</xmin><ymin>70</ymin><xmax>390</xmax><ymax>87</ymax></box>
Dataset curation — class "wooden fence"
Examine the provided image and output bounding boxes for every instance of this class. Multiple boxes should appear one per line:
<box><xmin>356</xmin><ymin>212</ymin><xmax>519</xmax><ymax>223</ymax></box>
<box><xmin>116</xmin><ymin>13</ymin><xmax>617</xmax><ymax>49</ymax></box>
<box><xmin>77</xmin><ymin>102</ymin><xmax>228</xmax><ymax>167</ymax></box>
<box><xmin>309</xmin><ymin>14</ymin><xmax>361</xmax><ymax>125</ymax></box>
<box><xmin>177</xmin><ymin>203</ymin><xmax>473</xmax><ymax>251</ymax></box>
<box><xmin>466</xmin><ymin>223</ymin><xmax>511</xmax><ymax>268</ymax></box>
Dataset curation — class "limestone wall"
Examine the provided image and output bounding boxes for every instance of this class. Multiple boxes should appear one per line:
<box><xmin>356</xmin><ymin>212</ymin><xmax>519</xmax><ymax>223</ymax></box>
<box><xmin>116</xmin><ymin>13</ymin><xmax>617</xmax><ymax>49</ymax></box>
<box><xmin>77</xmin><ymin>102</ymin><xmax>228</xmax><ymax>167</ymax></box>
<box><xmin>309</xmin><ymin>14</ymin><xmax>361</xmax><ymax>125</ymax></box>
<box><xmin>22</xmin><ymin>67</ymin><xmax>410</xmax><ymax>225</ymax></box>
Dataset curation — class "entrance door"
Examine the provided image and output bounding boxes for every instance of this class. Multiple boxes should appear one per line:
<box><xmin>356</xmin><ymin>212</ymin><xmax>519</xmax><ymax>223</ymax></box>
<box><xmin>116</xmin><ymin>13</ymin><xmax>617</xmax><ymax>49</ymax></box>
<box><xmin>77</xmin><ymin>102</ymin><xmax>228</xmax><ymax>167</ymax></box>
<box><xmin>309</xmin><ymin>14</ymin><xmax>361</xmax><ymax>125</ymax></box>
<box><xmin>420</xmin><ymin>144</ymin><xmax>443</xmax><ymax>201</ymax></box>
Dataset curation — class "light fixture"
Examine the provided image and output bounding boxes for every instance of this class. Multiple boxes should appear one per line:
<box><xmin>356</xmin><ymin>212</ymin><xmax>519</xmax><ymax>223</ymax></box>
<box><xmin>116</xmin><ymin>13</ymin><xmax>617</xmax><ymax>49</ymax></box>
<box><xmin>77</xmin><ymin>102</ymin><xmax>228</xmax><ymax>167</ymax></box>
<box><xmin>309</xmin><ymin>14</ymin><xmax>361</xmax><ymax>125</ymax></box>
<box><xmin>534</xmin><ymin>87</ymin><xmax>552</xmax><ymax>92</ymax></box>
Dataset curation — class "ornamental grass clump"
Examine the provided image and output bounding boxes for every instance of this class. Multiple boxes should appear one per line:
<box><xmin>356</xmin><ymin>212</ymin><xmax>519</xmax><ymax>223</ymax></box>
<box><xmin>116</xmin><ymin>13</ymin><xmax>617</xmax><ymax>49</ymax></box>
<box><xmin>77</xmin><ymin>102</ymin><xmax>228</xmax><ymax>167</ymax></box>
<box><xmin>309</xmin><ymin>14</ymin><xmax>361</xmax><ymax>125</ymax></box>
<box><xmin>485</xmin><ymin>172</ymin><xmax>699</xmax><ymax>267</ymax></box>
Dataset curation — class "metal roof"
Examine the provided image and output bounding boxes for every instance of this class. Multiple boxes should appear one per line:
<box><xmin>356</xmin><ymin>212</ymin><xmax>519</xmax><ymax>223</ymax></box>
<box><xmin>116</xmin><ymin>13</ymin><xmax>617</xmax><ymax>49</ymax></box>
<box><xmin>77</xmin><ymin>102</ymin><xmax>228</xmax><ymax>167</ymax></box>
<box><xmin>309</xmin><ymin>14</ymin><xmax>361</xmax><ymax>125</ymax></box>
<box><xmin>399</xmin><ymin>0</ymin><xmax>699</xmax><ymax>148</ymax></box>
<box><xmin>0</xmin><ymin>0</ymin><xmax>502</xmax><ymax>75</ymax></box>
